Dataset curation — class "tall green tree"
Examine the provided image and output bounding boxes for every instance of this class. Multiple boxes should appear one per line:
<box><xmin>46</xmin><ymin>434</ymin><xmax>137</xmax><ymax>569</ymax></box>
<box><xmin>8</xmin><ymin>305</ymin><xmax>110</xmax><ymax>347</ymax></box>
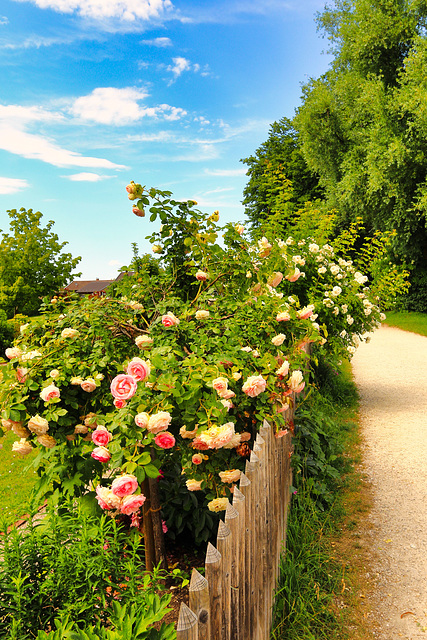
<box><xmin>295</xmin><ymin>0</ymin><xmax>427</xmax><ymax>284</ymax></box>
<box><xmin>0</xmin><ymin>208</ymin><xmax>81</xmax><ymax>317</ymax></box>
<box><xmin>241</xmin><ymin>117</ymin><xmax>323</xmax><ymax>227</ymax></box>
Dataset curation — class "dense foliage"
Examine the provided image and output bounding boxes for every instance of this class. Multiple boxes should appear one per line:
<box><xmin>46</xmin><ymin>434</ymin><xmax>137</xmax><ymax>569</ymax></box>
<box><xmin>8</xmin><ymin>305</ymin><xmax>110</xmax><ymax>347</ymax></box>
<box><xmin>294</xmin><ymin>0</ymin><xmax>427</xmax><ymax>307</ymax></box>
<box><xmin>0</xmin><ymin>208</ymin><xmax>81</xmax><ymax>317</ymax></box>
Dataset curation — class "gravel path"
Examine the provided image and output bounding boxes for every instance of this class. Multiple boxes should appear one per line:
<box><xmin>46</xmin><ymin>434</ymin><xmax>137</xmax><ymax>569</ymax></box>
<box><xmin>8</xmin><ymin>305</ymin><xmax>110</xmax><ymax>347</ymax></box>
<box><xmin>351</xmin><ymin>325</ymin><xmax>427</xmax><ymax>639</ymax></box>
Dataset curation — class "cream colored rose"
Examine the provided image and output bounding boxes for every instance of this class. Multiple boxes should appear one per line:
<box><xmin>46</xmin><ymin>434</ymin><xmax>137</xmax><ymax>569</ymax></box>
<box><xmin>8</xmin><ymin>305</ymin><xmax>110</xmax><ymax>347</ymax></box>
<box><xmin>179</xmin><ymin>425</ymin><xmax>198</xmax><ymax>439</ymax></box>
<box><xmin>276</xmin><ymin>361</ymin><xmax>290</xmax><ymax>377</ymax></box>
<box><xmin>1</xmin><ymin>418</ymin><xmax>13</xmax><ymax>432</ymax></box>
<box><xmin>37</xmin><ymin>434</ymin><xmax>57</xmax><ymax>448</ymax></box>
<box><xmin>186</xmin><ymin>479</ymin><xmax>203</xmax><ymax>491</ymax></box>
<box><xmin>12</xmin><ymin>423</ymin><xmax>30</xmax><ymax>438</ymax></box>
<box><xmin>5</xmin><ymin>347</ymin><xmax>22</xmax><ymax>359</ymax></box>
<box><xmin>271</xmin><ymin>333</ymin><xmax>286</xmax><ymax>346</ymax></box>
<box><xmin>12</xmin><ymin>439</ymin><xmax>33</xmax><ymax>456</ymax></box>
<box><xmin>61</xmin><ymin>328</ymin><xmax>79</xmax><ymax>339</ymax></box>
<box><xmin>70</xmin><ymin>376</ymin><xmax>84</xmax><ymax>385</ymax></box>
<box><xmin>207</xmin><ymin>497</ymin><xmax>228</xmax><ymax>512</ymax></box>
<box><xmin>28</xmin><ymin>415</ymin><xmax>49</xmax><ymax>435</ymax></box>
<box><xmin>49</xmin><ymin>369</ymin><xmax>60</xmax><ymax>379</ymax></box>
<box><xmin>135</xmin><ymin>412</ymin><xmax>150</xmax><ymax>429</ymax></box>
<box><xmin>232</xmin><ymin>372</ymin><xmax>242</xmax><ymax>381</ymax></box>
<box><xmin>74</xmin><ymin>424</ymin><xmax>88</xmax><ymax>434</ymax></box>
<box><xmin>242</xmin><ymin>375</ymin><xmax>266</xmax><ymax>398</ymax></box>
<box><xmin>219</xmin><ymin>469</ymin><xmax>241</xmax><ymax>483</ymax></box>
<box><xmin>288</xmin><ymin>370</ymin><xmax>304</xmax><ymax>391</ymax></box>
<box><xmin>212</xmin><ymin>377</ymin><xmax>228</xmax><ymax>395</ymax></box>
<box><xmin>135</xmin><ymin>335</ymin><xmax>153</xmax><ymax>349</ymax></box>
<box><xmin>81</xmin><ymin>378</ymin><xmax>97</xmax><ymax>392</ymax></box>
<box><xmin>147</xmin><ymin>411</ymin><xmax>172</xmax><ymax>434</ymax></box>
<box><xmin>195</xmin><ymin>310</ymin><xmax>210</xmax><ymax>320</ymax></box>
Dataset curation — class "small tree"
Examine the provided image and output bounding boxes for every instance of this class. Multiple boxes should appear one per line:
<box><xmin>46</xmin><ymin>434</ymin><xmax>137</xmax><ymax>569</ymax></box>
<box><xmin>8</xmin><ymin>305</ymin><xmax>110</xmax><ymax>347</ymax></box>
<box><xmin>0</xmin><ymin>208</ymin><xmax>81</xmax><ymax>317</ymax></box>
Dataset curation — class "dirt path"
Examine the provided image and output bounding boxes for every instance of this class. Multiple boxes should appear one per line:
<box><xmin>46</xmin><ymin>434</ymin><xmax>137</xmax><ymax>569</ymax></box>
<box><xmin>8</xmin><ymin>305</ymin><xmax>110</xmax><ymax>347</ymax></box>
<box><xmin>351</xmin><ymin>325</ymin><xmax>427</xmax><ymax>639</ymax></box>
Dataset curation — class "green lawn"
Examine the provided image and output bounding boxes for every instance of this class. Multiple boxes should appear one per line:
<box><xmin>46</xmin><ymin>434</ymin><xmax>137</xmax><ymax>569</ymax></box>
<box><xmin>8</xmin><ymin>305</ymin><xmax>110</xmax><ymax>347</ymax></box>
<box><xmin>0</xmin><ymin>430</ymin><xmax>38</xmax><ymax>527</ymax></box>
<box><xmin>384</xmin><ymin>310</ymin><xmax>427</xmax><ymax>337</ymax></box>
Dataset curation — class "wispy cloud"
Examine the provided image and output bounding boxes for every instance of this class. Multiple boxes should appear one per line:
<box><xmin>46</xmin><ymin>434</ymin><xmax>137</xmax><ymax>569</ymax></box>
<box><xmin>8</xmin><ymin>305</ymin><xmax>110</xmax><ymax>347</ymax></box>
<box><xmin>140</xmin><ymin>36</ymin><xmax>172</xmax><ymax>47</ymax></box>
<box><xmin>13</xmin><ymin>0</ymin><xmax>173</xmax><ymax>22</ymax></box>
<box><xmin>205</xmin><ymin>168</ymin><xmax>247</xmax><ymax>177</ymax></box>
<box><xmin>0</xmin><ymin>127</ymin><xmax>126</xmax><ymax>168</ymax></box>
<box><xmin>64</xmin><ymin>172</ymin><xmax>112</xmax><ymax>181</ymax></box>
<box><xmin>0</xmin><ymin>176</ymin><xmax>29</xmax><ymax>194</ymax></box>
<box><xmin>167</xmin><ymin>56</ymin><xmax>191</xmax><ymax>78</ymax></box>
<box><xmin>175</xmin><ymin>0</ymin><xmax>292</xmax><ymax>25</ymax></box>
<box><xmin>0</xmin><ymin>16</ymin><xmax>9</xmax><ymax>25</ymax></box>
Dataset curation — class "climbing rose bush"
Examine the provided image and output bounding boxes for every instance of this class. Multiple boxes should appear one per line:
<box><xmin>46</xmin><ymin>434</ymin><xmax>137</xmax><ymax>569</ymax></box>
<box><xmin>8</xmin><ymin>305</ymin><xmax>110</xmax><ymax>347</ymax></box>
<box><xmin>0</xmin><ymin>183</ymin><xmax>396</xmax><ymax>519</ymax></box>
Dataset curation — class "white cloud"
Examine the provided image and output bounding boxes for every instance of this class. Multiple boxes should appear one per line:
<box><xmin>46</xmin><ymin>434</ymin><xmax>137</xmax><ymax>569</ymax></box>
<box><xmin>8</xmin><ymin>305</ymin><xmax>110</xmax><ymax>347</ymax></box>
<box><xmin>70</xmin><ymin>87</ymin><xmax>186</xmax><ymax>124</ymax></box>
<box><xmin>13</xmin><ymin>0</ymin><xmax>173</xmax><ymax>22</ymax></box>
<box><xmin>0</xmin><ymin>177</ymin><xmax>30</xmax><ymax>194</ymax></box>
<box><xmin>0</xmin><ymin>16</ymin><xmax>9</xmax><ymax>25</ymax></box>
<box><xmin>0</xmin><ymin>104</ymin><xmax>63</xmax><ymax>125</ymax></box>
<box><xmin>167</xmin><ymin>56</ymin><xmax>191</xmax><ymax>78</ymax></box>
<box><xmin>140</xmin><ymin>36</ymin><xmax>172</xmax><ymax>46</ymax></box>
<box><xmin>65</xmin><ymin>172</ymin><xmax>111</xmax><ymax>181</ymax></box>
<box><xmin>205</xmin><ymin>168</ymin><xmax>248</xmax><ymax>177</ymax></box>
<box><xmin>0</xmin><ymin>126</ymin><xmax>126</xmax><ymax>169</ymax></box>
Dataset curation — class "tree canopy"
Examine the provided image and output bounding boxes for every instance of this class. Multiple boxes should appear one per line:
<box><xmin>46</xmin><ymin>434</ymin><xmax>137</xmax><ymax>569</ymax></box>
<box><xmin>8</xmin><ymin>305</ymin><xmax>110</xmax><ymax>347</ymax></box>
<box><xmin>240</xmin><ymin>117</ymin><xmax>323</xmax><ymax>228</ymax></box>
<box><xmin>0</xmin><ymin>208</ymin><xmax>81</xmax><ymax>317</ymax></box>
<box><xmin>294</xmin><ymin>0</ymin><xmax>427</xmax><ymax>274</ymax></box>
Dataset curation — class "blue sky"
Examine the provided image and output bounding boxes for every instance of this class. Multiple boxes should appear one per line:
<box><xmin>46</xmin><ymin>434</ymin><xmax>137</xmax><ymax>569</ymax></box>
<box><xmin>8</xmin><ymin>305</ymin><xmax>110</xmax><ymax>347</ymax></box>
<box><xmin>0</xmin><ymin>0</ymin><xmax>332</xmax><ymax>280</ymax></box>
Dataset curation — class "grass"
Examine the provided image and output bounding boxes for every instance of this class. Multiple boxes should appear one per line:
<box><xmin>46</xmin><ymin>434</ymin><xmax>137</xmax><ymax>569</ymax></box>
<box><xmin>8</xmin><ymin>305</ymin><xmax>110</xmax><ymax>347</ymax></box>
<box><xmin>383</xmin><ymin>310</ymin><xmax>427</xmax><ymax>337</ymax></box>
<box><xmin>271</xmin><ymin>358</ymin><xmax>377</xmax><ymax>640</ymax></box>
<box><xmin>0</xmin><ymin>430</ymin><xmax>38</xmax><ymax>527</ymax></box>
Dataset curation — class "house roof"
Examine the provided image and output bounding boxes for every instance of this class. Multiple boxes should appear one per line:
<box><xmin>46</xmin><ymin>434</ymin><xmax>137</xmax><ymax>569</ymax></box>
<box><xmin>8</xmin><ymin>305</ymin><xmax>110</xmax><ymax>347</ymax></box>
<box><xmin>74</xmin><ymin>280</ymin><xmax>114</xmax><ymax>294</ymax></box>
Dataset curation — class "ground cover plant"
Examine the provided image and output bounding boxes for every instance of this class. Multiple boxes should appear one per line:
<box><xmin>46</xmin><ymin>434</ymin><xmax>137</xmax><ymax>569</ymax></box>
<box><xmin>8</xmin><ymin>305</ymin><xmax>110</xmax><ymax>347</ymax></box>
<box><xmin>0</xmin><ymin>504</ymin><xmax>174</xmax><ymax>640</ymax></box>
<box><xmin>0</xmin><ymin>182</ymin><xmax>408</xmax><ymax>637</ymax></box>
<box><xmin>271</xmin><ymin>360</ymin><xmax>364</xmax><ymax>639</ymax></box>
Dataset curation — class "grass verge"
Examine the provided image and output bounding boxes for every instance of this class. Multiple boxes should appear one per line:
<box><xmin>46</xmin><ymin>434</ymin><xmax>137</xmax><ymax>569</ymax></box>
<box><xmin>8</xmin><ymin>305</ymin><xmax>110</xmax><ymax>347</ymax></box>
<box><xmin>383</xmin><ymin>310</ymin><xmax>427</xmax><ymax>337</ymax></box>
<box><xmin>271</xmin><ymin>359</ymin><xmax>377</xmax><ymax>640</ymax></box>
<box><xmin>0</xmin><ymin>430</ymin><xmax>37</xmax><ymax>526</ymax></box>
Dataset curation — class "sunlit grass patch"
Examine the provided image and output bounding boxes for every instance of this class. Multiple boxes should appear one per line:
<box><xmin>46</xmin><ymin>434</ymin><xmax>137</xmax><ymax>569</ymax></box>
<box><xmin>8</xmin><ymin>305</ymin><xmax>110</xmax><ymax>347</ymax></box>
<box><xmin>383</xmin><ymin>311</ymin><xmax>427</xmax><ymax>337</ymax></box>
<box><xmin>0</xmin><ymin>430</ymin><xmax>37</xmax><ymax>526</ymax></box>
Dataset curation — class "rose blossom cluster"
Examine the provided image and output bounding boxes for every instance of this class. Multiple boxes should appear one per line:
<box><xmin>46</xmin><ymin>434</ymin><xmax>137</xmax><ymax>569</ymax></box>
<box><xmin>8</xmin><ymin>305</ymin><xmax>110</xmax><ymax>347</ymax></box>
<box><xmin>95</xmin><ymin>473</ymin><xmax>146</xmax><ymax>517</ymax></box>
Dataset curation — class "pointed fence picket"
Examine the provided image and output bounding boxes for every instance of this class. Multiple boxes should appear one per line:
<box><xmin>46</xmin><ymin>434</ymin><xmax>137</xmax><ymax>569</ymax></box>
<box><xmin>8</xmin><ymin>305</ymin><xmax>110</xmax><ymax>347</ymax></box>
<box><xmin>176</xmin><ymin>418</ymin><xmax>293</xmax><ymax>640</ymax></box>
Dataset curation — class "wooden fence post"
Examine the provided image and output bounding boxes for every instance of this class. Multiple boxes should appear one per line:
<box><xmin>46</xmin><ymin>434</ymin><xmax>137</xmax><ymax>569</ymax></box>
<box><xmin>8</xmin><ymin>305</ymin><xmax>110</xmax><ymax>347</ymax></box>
<box><xmin>189</xmin><ymin>568</ymin><xmax>210</xmax><ymax>640</ymax></box>
<box><xmin>205</xmin><ymin>542</ymin><xmax>222</xmax><ymax>640</ymax></box>
<box><xmin>216</xmin><ymin>518</ymin><xmax>232</xmax><ymax>640</ymax></box>
<box><xmin>177</xmin><ymin>602</ymin><xmax>198</xmax><ymax>640</ymax></box>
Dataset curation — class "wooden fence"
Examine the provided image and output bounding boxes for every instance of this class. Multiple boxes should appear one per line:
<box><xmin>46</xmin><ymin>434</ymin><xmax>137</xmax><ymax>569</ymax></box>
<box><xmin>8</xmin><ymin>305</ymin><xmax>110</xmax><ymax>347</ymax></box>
<box><xmin>176</xmin><ymin>418</ymin><xmax>293</xmax><ymax>640</ymax></box>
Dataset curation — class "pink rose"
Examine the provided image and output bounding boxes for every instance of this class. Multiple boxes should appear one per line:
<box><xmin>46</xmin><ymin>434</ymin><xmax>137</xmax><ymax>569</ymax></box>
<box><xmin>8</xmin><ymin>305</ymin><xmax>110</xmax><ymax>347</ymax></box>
<box><xmin>192</xmin><ymin>454</ymin><xmax>203</xmax><ymax>465</ymax></box>
<box><xmin>275</xmin><ymin>429</ymin><xmax>289</xmax><ymax>438</ymax></box>
<box><xmin>147</xmin><ymin>411</ymin><xmax>172</xmax><ymax>434</ymax></box>
<box><xmin>114</xmin><ymin>398</ymin><xmax>127</xmax><ymax>409</ymax></box>
<box><xmin>5</xmin><ymin>347</ymin><xmax>22</xmax><ymax>359</ymax></box>
<box><xmin>135</xmin><ymin>412</ymin><xmax>149</xmax><ymax>428</ymax></box>
<box><xmin>161</xmin><ymin>312</ymin><xmax>180</xmax><ymax>328</ymax></box>
<box><xmin>126</xmin><ymin>357</ymin><xmax>151</xmax><ymax>382</ymax></box>
<box><xmin>81</xmin><ymin>378</ymin><xmax>97</xmax><ymax>392</ymax></box>
<box><xmin>285</xmin><ymin>268</ymin><xmax>301</xmax><ymax>282</ymax></box>
<box><xmin>92</xmin><ymin>426</ymin><xmax>113</xmax><ymax>447</ymax></box>
<box><xmin>195</xmin><ymin>270</ymin><xmax>208</xmax><ymax>281</ymax></box>
<box><xmin>91</xmin><ymin>446</ymin><xmax>111</xmax><ymax>463</ymax></box>
<box><xmin>154</xmin><ymin>431</ymin><xmax>176</xmax><ymax>449</ymax></box>
<box><xmin>120</xmin><ymin>493</ymin><xmax>146</xmax><ymax>515</ymax></box>
<box><xmin>268</xmin><ymin>272</ymin><xmax>283</xmax><ymax>288</ymax></box>
<box><xmin>110</xmin><ymin>374</ymin><xmax>137</xmax><ymax>400</ymax></box>
<box><xmin>192</xmin><ymin>437</ymin><xmax>210</xmax><ymax>451</ymax></box>
<box><xmin>111</xmin><ymin>474</ymin><xmax>138</xmax><ymax>497</ymax></box>
<box><xmin>132</xmin><ymin>206</ymin><xmax>145</xmax><ymax>218</ymax></box>
<box><xmin>219</xmin><ymin>389</ymin><xmax>235</xmax><ymax>400</ymax></box>
<box><xmin>296</xmin><ymin>305</ymin><xmax>314</xmax><ymax>320</ymax></box>
<box><xmin>276</xmin><ymin>311</ymin><xmax>291</xmax><ymax>322</ymax></box>
<box><xmin>40</xmin><ymin>384</ymin><xmax>60</xmax><ymax>402</ymax></box>
<box><xmin>242</xmin><ymin>375</ymin><xmax>267</xmax><ymax>398</ymax></box>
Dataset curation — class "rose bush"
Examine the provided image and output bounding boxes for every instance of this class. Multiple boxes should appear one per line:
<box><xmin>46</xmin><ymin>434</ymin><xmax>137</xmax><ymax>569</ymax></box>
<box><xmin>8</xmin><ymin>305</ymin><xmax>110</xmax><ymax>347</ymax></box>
<box><xmin>0</xmin><ymin>184</ymin><xmax>406</xmax><ymax>535</ymax></box>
